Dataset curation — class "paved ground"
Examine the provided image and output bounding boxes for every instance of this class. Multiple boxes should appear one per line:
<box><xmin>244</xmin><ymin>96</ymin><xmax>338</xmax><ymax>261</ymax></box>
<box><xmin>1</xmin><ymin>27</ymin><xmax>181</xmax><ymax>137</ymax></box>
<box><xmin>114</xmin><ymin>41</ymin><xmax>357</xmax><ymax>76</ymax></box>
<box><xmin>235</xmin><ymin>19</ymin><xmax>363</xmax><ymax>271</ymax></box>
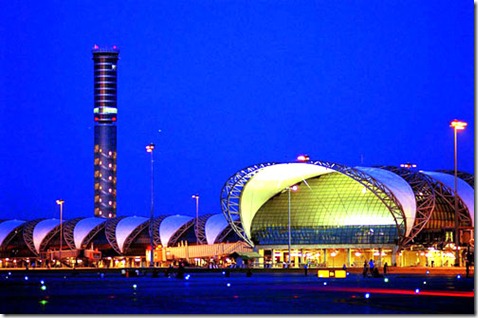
<box><xmin>0</xmin><ymin>268</ymin><xmax>474</xmax><ymax>314</ymax></box>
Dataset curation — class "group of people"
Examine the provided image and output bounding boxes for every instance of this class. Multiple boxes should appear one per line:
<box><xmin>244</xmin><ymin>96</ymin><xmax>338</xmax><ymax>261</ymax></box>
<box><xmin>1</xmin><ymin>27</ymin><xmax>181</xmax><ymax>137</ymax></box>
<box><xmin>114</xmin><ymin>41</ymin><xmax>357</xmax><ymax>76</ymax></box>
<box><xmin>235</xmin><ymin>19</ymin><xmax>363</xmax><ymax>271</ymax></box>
<box><xmin>363</xmin><ymin>259</ymin><xmax>387</xmax><ymax>278</ymax></box>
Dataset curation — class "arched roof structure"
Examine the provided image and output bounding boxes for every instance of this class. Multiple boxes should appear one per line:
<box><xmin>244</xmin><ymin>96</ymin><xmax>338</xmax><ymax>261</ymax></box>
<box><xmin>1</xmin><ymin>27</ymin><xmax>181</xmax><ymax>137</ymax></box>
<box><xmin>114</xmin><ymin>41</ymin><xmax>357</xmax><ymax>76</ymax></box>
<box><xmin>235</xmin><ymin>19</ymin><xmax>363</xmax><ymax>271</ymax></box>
<box><xmin>422</xmin><ymin>171</ymin><xmax>474</xmax><ymax>226</ymax></box>
<box><xmin>116</xmin><ymin>216</ymin><xmax>149</xmax><ymax>253</ymax></box>
<box><xmin>205</xmin><ymin>213</ymin><xmax>231</xmax><ymax>245</ymax></box>
<box><xmin>0</xmin><ymin>220</ymin><xmax>25</xmax><ymax>248</ymax></box>
<box><xmin>159</xmin><ymin>215</ymin><xmax>194</xmax><ymax>247</ymax></box>
<box><xmin>221</xmin><ymin>161</ymin><xmax>414</xmax><ymax>247</ymax></box>
<box><xmin>72</xmin><ymin>217</ymin><xmax>107</xmax><ymax>249</ymax></box>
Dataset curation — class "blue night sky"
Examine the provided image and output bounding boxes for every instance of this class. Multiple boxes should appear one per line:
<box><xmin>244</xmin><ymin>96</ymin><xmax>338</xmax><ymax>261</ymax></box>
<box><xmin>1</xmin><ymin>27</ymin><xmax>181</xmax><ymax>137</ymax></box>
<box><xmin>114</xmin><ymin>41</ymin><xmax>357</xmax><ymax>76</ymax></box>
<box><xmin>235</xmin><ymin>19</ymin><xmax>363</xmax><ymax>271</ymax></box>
<box><xmin>0</xmin><ymin>1</ymin><xmax>474</xmax><ymax>221</ymax></box>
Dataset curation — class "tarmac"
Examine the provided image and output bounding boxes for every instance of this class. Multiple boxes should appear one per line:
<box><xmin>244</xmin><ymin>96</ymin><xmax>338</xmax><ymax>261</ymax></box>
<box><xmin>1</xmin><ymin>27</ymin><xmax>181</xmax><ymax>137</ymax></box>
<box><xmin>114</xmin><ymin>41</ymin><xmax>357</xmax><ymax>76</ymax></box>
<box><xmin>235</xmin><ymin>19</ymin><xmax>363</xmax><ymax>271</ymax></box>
<box><xmin>0</xmin><ymin>266</ymin><xmax>474</xmax><ymax>314</ymax></box>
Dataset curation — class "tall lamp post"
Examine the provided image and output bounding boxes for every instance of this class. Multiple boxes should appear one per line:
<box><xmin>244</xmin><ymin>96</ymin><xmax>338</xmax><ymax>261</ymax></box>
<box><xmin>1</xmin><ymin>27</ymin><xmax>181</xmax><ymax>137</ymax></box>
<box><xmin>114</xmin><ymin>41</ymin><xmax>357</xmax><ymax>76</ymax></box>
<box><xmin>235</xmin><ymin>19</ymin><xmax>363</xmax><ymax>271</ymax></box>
<box><xmin>286</xmin><ymin>185</ymin><xmax>298</xmax><ymax>267</ymax></box>
<box><xmin>56</xmin><ymin>199</ymin><xmax>64</xmax><ymax>263</ymax></box>
<box><xmin>450</xmin><ymin>119</ymin><xmax>467</xmax><ymax>267</ymax></box>
<box><xmin>146</xmin><ymin>143</ymin><xmax>155</xmax><ymax>267</ymax></box>
<box><xmin>192</xmin><ymin>194</ymin><xmax>200</xmax><ymax>244</ymax></box>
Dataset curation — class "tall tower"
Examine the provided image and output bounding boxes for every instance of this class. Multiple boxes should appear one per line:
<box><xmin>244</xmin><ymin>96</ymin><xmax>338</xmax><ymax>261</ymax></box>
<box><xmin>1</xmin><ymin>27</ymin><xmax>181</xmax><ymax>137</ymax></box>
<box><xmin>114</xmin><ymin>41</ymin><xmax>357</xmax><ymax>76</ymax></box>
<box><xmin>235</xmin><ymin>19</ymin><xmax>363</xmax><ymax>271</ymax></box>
<box><xmin>92</xmin><ymin>45</ymin><xmax>119</xmax><ymax>218</ymax></box>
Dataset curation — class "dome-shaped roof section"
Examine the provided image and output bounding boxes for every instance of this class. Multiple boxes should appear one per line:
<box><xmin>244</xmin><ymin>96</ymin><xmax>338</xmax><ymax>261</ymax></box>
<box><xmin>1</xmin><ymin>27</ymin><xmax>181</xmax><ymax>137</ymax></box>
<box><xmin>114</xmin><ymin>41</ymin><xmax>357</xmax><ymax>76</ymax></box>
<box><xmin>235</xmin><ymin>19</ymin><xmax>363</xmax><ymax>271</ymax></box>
<box><xmin>0</xmin><ymin>219</ymin><xmax>25</xmax><ymax>246</ymax></box>
<box><xmin>34</xmin><ymin>219</ymin><xmax>60</xmax><ymax>254</ymax></box>
<box><xmin>422</xmin><ymin>171</ymin><xmax>474</xmax><ymax>226</ymax></box>
<box><xmin>355</xmin><ymin>167</ymin><xmax>417</xmax><ymax>236</ymax></box>
<box><xmin>241</xmin><ymin>163</ymin><xmax>334</xmax><ymax>239</ymax></box>
<box><xmin>205</xmin><ymin>213</ymin><xmax>229</xmax><ymax>244</ymax></box>
<box><xmin>116</xmin><ymin>216</ymin><xmax>149</xmax><ymax>253</ymax></box>
<box><xmin>74</xmin><ymin>217</ymin><xmax>107</xmax><ymax>249</ymax></box>
<box><xmin>160</xmin><ymin>215</ymin><xmax>194</xmax><ymax>247</ymax></box>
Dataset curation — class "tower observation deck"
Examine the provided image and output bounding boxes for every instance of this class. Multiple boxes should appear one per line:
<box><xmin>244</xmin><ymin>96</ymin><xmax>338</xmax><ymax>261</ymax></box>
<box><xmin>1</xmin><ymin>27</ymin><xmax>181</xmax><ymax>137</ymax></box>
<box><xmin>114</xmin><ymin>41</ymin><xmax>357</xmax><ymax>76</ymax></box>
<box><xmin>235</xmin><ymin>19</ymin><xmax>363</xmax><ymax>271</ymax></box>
<box><xmin>92</xmin><ymin>45</ymin><xmax>119</xmax><ymax>218</ymax></box>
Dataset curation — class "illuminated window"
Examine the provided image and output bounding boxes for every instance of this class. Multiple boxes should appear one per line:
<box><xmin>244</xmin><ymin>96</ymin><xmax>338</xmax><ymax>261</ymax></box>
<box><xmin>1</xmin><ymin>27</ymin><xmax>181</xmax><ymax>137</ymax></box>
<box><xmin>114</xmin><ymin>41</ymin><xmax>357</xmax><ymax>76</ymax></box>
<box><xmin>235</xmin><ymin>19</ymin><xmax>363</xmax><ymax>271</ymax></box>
<box><xmin>109</xmin><ymin>176</ymin><xmax>112</xmax><ymax>180</ymax></box>
<box><xmin>109</xmin><ymin>188</ymin><xmax>112</xmax><ymax>193</ymax></box>
<box><xmin>109</xmin><ymin>201</ymin><xmax>112</xmax><ymax>205</ymax></box>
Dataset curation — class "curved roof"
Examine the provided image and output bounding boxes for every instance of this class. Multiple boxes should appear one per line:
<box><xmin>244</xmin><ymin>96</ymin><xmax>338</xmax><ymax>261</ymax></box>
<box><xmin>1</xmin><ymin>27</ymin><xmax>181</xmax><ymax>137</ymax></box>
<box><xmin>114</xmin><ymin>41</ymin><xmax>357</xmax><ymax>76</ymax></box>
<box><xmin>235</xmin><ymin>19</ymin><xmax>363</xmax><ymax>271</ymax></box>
<box><xmin>0</xmin><ymin>219</ymin><xmax>25</xmax><ymax>246</ymax></box>
<box><xmin>73</xmin><ymin>217</ymin><xmax>107</xmax><ymax>249</ymax></box>
<box><xmin>241</xmin><ymin>163</ymin><xmax>334</xmax><ymax>239</ymax></box>
<box><xmin>33</xmin><ymin>219</ymin><xmax>61</xmax><ymax>253</ymax></box>
<box><xmin>205</xmin><ymin>213</ymin><xmax>230</xmax><ymax>245</ymax></box>
<box><xmin>355</xmin><ymin>167</ymin><xmax>417</xmax><ymax>236</ymax></box>
<box><xmin>421</xmin><ymin>171</ymin><xmax>474</xmax><ymax>226</ymax></box>
<box><xmin>160</xmin><ymin>215</ymin><xmax>194</xmax><ymax>247</ymax></box>
<box><xmin>116</xmin><ymin>216</ymin><xmax>149</xmax><ymax>253</ymax></box>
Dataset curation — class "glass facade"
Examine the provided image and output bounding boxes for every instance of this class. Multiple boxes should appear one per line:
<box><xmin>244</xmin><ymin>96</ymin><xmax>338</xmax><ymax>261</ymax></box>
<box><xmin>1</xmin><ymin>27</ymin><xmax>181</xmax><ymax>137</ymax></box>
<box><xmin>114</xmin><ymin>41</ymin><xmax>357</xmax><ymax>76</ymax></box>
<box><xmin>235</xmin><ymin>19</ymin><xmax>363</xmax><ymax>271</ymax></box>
<box><xmin>251</xmin><ymin>173</ymin><xmax>399</xmax><ymax>245</ymax></box>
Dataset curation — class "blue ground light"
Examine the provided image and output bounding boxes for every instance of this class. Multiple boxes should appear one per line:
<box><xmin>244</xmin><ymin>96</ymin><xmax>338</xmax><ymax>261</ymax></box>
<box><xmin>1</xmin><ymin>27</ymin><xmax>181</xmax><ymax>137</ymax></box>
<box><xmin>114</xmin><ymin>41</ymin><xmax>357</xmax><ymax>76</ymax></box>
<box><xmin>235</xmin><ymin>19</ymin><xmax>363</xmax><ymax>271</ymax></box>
<box><xmin>0</xmin><ymin>270</ymin><xmax>474</xmax><ymax>314</ymax></box>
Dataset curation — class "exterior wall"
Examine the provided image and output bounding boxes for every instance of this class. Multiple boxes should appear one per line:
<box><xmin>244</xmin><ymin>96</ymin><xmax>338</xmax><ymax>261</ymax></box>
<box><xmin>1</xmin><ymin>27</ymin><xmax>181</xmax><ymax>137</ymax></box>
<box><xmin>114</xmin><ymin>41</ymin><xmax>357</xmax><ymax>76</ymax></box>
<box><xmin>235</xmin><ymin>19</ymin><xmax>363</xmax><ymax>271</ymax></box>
<box><xmin>92</xmin><ymin>48</ymin><xmax>119</xmax><ymax>218</ymax></box>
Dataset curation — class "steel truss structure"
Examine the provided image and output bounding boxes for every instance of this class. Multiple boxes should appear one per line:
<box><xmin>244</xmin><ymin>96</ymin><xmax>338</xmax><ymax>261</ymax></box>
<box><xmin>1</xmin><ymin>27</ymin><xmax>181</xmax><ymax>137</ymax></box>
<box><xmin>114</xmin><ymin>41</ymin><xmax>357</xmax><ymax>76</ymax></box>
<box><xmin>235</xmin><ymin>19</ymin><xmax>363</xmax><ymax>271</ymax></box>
<box><xmin>221</xmin><ymin>161</ymin><xmax>407</xmax><ymax>248</ymax></box>
<box><xmin>378</xmin><ymin>166</ymin><xmax>436</xmax><ymax>247</ymax></box>
<box><xmin>63</xmin><ymin>217</ymin><xmax>84</xmax><ymax>250</ymax></box>
<box><xmin>0</xmin><ymin>222</ymin><xmax>25</xmax><ymax>251</ymax></box>
<box><xmin>437</xmin><ymin>170</ymin><xmax>475</xmax><ymax>189</ymax></box>
<box><xmin>167</xmin><ymin>219</ymin><xmax>195</xmax><ymax>247</ymax></box>
<box><xmin>23</xmin><ymin>219</ymin><xmax>46</xmax><ymax>255</ymax></box>
<box><xmin>196</xmin><ymin>213</ymin><xmax>213</xmax><ymax>245</ymax></box>
<box><xmin>104</xmin><ymin>216</ymin><xmax>125</xmax><ymax>255</ymax></box>
<box><xmin>151</xmin><ymin>215</ymin><xmax>167</xmax><ymax>247</ymax></box>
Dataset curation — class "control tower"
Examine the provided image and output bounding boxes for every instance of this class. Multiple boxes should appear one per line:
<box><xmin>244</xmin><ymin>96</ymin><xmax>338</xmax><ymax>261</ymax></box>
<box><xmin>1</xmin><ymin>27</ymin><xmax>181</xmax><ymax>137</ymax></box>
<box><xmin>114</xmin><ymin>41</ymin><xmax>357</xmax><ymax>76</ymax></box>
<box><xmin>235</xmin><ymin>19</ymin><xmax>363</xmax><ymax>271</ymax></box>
<box><xmin>92</xmin><ymin>45</ymin><xmax>119</xmax><ymax>218</ymax></box>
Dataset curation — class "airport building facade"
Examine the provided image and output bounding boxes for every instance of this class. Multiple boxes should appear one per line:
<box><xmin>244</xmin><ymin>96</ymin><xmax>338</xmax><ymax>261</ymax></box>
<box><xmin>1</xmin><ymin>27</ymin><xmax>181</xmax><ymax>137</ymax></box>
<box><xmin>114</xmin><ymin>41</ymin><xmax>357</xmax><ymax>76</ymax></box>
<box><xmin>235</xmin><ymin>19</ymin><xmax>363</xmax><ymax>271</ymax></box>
<box><xmin>220</xmin><ymin>160</ymin><xmax>474</xmax><ymax>268</ymax></box>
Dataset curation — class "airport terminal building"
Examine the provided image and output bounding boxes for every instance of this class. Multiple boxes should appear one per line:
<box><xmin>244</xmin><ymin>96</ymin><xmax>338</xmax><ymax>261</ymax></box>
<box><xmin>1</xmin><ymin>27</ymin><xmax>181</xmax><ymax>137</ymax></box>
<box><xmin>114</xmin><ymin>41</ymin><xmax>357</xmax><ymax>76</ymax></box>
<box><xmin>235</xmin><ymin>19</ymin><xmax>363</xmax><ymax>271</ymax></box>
<box><xmin>0</xmin><ymin>160</ymin><xmax>474</xmax><ymax>269</ymax></box>
<box><xmin>220</xmin><ymin>160</ymin><xmax>474</xmax><ymax>269</ymax></box>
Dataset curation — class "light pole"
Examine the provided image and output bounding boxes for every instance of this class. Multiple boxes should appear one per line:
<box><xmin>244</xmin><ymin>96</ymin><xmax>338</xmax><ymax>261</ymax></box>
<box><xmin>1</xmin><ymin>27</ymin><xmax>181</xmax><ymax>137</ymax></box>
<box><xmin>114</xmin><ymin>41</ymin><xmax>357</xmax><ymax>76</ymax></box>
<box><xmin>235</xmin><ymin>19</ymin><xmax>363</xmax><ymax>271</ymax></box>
<box><xmin>286</xmin><ymin>185</ymin><xmax>298</xmax><ymax>267</ymax></box>
<box><xmin>146</xmin><ymin>143</ymin><xmax>155</xmax><ymax>267</ymax></box>
<box><xmin>55</xmin><ymin>199</ymin><xmax>64</xmax><ymax>263</ymax></box>
<box><xmin>450</xmin><ymin>119</ymin><xmax>467</xmax><ymax>267</ymax></box>
<box><xmin>192</xmin><ymin>194</ymin><xmax>200</xmax><ymax>244</ymax></box>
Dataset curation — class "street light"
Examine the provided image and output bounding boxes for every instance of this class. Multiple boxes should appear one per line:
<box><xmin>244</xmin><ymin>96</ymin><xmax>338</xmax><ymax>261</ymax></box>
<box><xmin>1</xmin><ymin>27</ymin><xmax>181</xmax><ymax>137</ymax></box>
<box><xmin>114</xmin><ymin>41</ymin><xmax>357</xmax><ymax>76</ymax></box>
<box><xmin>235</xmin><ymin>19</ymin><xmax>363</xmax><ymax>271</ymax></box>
<box><xmin>286</xmin><ymin>185</ymin><xmax>298</xmax><ymax>267</ymax></box>
<box><xmin>450</xmin><ymin>119</ymin><xmax>467</xmax><ymax>267</ymax></box>
<box><xmin>55</xmin><ymin>199</ymin><xmax>64</xmax><ymax>263</ymax></box>
<box><xmin>192</xmin><ymin>194</ymin><xmax>200</xmax><ymax>244</ymax></box>
<box><xmin>146</xmin><ymin>143</ymin><xmax>155</xmax><ymax>267</ymax></box>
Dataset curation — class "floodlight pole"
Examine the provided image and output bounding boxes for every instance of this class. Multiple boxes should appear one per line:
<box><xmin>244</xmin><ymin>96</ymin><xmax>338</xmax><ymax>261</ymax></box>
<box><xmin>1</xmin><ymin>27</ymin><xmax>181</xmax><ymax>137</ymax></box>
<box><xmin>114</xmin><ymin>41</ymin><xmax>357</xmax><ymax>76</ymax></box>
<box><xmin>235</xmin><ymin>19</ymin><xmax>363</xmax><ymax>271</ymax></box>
<box><xmin>56</xmin><ymin>199</ymin><xmax>64</xmax><ymax>264</ymax></box>
<box><xmin>146</xmin><ymin>143</ymin><xmax>155</xmax><ymax>267</ymax></box>
<box><xmin>450</xmin><ymin>119</ymin><xmax>467</xmax><ymax>267</ymax></box>
<box><xmin>192</xmin><ymin>194</ymin><xmax>200</xmax><ymax>244</ymax></box>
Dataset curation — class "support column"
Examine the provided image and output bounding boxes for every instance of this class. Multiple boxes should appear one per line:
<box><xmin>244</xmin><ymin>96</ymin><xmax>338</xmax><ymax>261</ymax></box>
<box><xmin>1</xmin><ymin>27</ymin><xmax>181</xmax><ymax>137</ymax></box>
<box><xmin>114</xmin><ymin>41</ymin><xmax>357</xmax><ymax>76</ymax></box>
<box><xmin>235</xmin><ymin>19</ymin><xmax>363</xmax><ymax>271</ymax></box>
<box><xmin>392</xmin><ymin>245</ymin><xmax>399</xmax><ymax>267</ymax></box>
<box><xmin>258</xmin><ymin>249</ymin><xmax>264</xmax><ymax>268</ymax></box>
<box><xmin>346</xmin><ymin>248</ymin><xmax>351</xmax><ymax>267</ymax></box>
<box><xmin>271</xmin><ymin>249</ymin><xmax>275</xmax><ymax>268</ymax></box>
